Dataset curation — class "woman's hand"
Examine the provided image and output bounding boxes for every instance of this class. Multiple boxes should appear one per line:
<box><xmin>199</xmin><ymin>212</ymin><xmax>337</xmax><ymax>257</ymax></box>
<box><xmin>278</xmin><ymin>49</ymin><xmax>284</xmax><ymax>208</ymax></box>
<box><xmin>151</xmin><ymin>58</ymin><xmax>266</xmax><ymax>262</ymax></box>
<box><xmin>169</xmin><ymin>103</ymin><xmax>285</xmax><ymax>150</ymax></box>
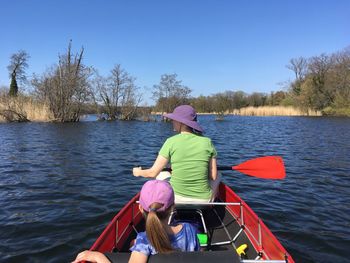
<box><xmin>132</xmin><ymin>155</ymin><xmax>168</xmax><ymax>178</ymax></box>
<box><xmin>133</xmin><ymin>166</ymin><xmax>143</xmax><ymax>177</ymax></box>
<box><xmin>72</xmin><ymin>250</ymin><xmax>110</xmax><ymax>263</ymax></box>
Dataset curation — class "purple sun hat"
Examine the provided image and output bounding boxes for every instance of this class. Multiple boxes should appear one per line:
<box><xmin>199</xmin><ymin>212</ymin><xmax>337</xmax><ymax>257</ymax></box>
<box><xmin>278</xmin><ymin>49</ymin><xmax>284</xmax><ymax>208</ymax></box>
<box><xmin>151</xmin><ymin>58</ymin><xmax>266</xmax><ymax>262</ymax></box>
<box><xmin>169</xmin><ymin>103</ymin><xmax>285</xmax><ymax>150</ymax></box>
<box><xmin>139</xmin><ymin>180</ymin><xmax>174</xmax><ymax>212</ymax></box>
<box><xmin>163</xmin><ymin>105</ymin><xmax>203</xmax><ymax>133</ymax></box>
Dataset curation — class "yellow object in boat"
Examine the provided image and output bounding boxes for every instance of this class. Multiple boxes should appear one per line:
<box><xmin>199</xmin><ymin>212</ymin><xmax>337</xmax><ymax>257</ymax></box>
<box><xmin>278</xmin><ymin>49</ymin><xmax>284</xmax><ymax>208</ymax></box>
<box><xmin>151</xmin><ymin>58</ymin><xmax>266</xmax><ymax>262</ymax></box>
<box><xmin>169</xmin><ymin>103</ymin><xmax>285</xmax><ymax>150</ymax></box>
<box><xmin>236</xmin><ymin>244</ymin><xmax>248</xmax><ymax>256</ymax></box>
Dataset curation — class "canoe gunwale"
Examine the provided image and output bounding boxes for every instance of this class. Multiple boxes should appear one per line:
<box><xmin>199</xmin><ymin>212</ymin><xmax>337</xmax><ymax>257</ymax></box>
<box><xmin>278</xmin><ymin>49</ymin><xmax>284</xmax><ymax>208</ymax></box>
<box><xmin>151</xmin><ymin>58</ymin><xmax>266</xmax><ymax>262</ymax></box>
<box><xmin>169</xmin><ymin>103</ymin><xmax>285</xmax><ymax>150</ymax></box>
<box><xmin>90</xmin><ymin>193</ymin><xmax>142</xmax><ymax>252</ymax></box>
<box><xmin>219</xmin><ymin>183</ymin><xmax>293</xmax><ymax>262</ymax></box>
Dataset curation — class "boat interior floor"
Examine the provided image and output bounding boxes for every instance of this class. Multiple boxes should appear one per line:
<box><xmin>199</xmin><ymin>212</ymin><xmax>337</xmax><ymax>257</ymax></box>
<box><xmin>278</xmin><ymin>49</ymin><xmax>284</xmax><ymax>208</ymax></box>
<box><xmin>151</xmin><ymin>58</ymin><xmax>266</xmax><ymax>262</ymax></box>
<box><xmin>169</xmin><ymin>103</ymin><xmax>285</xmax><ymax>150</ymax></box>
<box><xmin>105</xmin><ymin>204</ymin><xmax>259</xmax><ymax>262</ymax></box>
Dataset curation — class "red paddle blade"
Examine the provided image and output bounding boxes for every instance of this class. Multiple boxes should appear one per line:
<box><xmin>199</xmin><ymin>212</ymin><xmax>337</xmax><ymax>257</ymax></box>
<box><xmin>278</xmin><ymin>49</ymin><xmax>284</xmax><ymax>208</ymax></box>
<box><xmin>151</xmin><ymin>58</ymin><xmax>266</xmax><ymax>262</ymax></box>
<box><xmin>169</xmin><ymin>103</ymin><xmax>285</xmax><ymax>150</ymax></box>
<box><xmin>232</xmin><ymin>156</ymin><xmax>286</xmax><ymax>179</ymax></box>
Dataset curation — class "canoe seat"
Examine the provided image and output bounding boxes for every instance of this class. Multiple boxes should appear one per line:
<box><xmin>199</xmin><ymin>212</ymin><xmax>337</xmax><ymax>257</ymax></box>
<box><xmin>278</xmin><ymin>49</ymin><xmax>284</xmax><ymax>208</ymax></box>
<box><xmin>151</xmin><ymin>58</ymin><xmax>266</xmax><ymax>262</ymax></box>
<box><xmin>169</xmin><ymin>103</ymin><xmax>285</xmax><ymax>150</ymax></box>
<box><xmin>105</xmin><ymin>250</ymin><xmax>241</xmax><ymax>263</ymax></box>
<box><xmin>169</xmin><ymin>204</ymin><xmax>211</xmax><ymax>234</ymax></box>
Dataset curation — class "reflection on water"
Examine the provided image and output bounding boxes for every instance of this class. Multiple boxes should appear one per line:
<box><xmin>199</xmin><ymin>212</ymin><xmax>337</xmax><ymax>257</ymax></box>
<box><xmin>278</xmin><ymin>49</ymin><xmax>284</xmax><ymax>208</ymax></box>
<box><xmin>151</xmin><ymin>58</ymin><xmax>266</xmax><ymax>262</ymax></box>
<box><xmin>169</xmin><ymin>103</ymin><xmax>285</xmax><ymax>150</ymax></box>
<box><xmin>0</xmin><ymin>116</ymin><xmax>350</xmax><ymax>263</ymax></box>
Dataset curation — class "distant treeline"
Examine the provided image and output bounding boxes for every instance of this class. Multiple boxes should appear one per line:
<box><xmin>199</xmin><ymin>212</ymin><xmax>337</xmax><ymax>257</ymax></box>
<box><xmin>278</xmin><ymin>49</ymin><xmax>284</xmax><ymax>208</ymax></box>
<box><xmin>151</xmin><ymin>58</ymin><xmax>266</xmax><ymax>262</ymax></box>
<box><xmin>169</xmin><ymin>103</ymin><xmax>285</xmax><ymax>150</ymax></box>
<box><xmin>285</xmin><ymin>48</ymin><xmax>350</xmax><ymax>116</ymax></box>
<box><xmin>152</xmin><ymin>47</ymin><xmax>350</xmax><ymax>116</ymax></box>
<box><xmin>1</xmin><ymin>41</ymin><xmax>349</xmax><ymax>122</ymax></box>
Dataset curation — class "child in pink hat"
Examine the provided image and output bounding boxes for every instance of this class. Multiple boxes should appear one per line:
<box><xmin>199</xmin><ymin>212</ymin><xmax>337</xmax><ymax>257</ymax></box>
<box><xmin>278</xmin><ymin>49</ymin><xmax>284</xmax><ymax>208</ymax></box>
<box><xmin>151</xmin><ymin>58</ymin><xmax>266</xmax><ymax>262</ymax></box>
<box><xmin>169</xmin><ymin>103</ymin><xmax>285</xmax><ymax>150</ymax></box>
<box><xmin>129</xmin><ymin>180</ymin><xmax>199</xmax><ymax>262</ymax></box>
<box><xmin>133</xmin><ymin>105</ymin><xmax>219</xmax><ymax>202</ymax></box>
<box><xmin>72</xmin><ymin>180</ymin><xmax>199</xmax><ymax>263</ymax></box>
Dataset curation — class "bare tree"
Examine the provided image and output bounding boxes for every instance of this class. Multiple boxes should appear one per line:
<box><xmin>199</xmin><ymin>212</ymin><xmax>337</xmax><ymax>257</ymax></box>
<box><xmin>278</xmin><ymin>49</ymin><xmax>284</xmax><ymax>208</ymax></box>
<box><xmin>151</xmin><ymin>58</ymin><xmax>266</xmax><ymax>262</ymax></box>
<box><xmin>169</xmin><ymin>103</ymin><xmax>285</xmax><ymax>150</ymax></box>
<box><xmin>308</xmin><ymin>54</ymin><xmax>332</xmax><ymax>78</ymax></box>
<box><xmin>286</xmin><ymin>49</ymin><xmax>350</xmax><ymax>114</ymax></box>
<box><xmin>7</xmin><ymin>50</ymin><xmax>30</xmax><ymax>96</ymax></box>
<box><xmin>232</xmin><ymin>91</ymin><xmax>248</xmax><ymax>109</ymax></box>
<box><xmin>247</xmin><ymin>92</ymin><xmax>267</xmax><ymax>107</ymax></box>
<box><xmin>327</xmin><ymin>50</ymin><xmax>350</xmax><ymax>109</ymax></box>
<box><xmin>287</xmin><ymin>57</ymin><xmax>308</xmax><ymax>81</ymax></box>
<box><xmin>308</xmin><ymin>54</ymin><xmax>333</xmax><ymax>110</ymax></box>
<box><xmin>152</xmin><ymin>73</ymin><xmax>192</xmax><ymax>115</ymax></box>
<box><xmin>89</xmin><ymin>69</ymin><xmax>104</xmax><ymax>118</ymax></box>
<box><xmin>108</xmin><ymin>64</ymin><xmax>133</xmax><ymax>119</ymax></box>
<box><xmin>93</xmin><ymin>65</ymin><xmax>142</xmax><ymax>120</ymax></box>
<box><xmin>286</xmin><ymin>57</ymin><xmax>308</xmax><ymax>96</ymax></box>
<box><xmin>190</xmin><ymin>95</ymin><xmax>213</xmax><ymax>113</ymax></box>
<box><xmin>32</xmin><ymin>41</ymin><xmax>92</xmax><ymax>122</ymax></box>
<box><xmin>212</xmin><ymin>92</ymin><xmax>231</xmax><ymax>120</ymax></box>
<box><xmin>119</xmin><ymin>80</ymin><xmax>142</xmax><ymax>120</ymax></box>
<box><xmin>92</xmin><ymin>71</ymin><xmax>113</xmax><ymax>119</ymax></box>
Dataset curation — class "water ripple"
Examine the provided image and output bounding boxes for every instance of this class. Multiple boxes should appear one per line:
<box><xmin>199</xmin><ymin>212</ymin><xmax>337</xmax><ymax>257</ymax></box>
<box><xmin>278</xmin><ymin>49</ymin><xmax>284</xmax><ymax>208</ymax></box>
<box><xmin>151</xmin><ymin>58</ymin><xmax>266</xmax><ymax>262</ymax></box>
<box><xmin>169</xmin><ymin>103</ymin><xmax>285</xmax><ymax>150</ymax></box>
<box><xmin>1</xmin><ymin>116</ymin><xmax>350</xmax><ymax>262</ymax></box>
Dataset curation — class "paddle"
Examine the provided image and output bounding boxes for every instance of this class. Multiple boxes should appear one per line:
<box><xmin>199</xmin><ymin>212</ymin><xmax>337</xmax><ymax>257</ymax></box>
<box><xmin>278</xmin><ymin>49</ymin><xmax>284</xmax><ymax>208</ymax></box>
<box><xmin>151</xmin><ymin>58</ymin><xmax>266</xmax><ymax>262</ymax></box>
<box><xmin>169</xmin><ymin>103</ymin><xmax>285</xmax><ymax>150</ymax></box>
<box><xmin>160</xmin><ymin>156</ymin><xmax>286</xmax><ymax>180</ymax></box>
<box><xmin>218</xmin><ymin>156</ymin><xmax>286</xmax><ymax>179</ymax></box>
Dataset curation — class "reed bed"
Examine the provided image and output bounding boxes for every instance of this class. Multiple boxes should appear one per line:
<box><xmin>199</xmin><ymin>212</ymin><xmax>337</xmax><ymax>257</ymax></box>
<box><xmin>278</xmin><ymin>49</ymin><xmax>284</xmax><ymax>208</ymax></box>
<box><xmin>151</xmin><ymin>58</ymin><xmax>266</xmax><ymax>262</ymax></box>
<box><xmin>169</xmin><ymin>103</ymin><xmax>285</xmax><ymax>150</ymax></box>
<box><xmin>21</xmin><ymin>98</ymin><xmax>54</xmax><ymax>121</ymax></box>
<box><xmin>0</xmin><ymin>96</ymin><xmax>54</xmax><ymax>122</ymax></box>
<box><xmin>0</xmin><ymin>103</ymin><xmax>321</xmax><ymax>122</ymax></box>
<box><xmin>231</xmin><ymin>106</ymin><xmax>321</xmax><ymax>116</ymax></box>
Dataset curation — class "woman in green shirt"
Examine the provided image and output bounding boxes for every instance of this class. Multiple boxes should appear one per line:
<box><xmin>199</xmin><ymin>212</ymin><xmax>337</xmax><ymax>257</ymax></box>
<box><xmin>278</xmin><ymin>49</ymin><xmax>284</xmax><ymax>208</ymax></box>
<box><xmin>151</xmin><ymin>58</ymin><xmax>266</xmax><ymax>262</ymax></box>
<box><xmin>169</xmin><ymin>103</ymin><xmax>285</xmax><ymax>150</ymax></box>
<box><xmin>133</xmin><ymin>105</ymin><xmax>219</xmax><ymax>202</ymax></box>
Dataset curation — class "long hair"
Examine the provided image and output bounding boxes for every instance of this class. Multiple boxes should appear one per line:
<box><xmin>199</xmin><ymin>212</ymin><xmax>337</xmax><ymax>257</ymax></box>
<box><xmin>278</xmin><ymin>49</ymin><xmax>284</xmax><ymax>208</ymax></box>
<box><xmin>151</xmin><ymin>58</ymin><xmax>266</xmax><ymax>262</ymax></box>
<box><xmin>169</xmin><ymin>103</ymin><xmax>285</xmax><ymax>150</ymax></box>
<box><xmin>145</xmin><ymin>202</ymin><xmax>173</xmax><ymax>253</ymax></box>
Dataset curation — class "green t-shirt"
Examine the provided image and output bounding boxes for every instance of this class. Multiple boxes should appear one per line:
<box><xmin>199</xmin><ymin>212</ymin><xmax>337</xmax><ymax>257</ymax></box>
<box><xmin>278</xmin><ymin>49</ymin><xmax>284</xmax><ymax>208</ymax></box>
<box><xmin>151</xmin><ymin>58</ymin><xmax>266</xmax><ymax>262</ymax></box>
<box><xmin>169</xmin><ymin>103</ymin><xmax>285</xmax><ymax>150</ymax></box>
<box><xmin>159</xmin><ymin>133</ymin><xmax>217</xmax><ymax>199</ymax></box>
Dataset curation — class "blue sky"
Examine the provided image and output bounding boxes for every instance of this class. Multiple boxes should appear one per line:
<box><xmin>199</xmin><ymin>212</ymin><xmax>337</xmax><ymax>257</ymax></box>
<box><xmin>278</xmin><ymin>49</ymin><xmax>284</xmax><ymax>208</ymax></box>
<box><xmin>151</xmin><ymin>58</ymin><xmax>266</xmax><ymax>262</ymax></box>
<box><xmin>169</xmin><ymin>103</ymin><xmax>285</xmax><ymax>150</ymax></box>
<box><xmin>0</xmin><ymin>0</ymin><xmax>349</xmax><ymax>105</ymax></box>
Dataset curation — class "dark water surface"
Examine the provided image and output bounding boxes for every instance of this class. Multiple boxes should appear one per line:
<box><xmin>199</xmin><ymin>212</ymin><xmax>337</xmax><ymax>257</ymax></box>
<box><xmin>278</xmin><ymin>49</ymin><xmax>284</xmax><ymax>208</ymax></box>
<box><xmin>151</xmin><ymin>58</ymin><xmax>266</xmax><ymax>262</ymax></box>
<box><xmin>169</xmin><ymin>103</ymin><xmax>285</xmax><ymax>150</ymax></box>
<box><xmin>1</xmin><ymin>116</ymin><xmax>350</xmax><ymax>263</ymax></box>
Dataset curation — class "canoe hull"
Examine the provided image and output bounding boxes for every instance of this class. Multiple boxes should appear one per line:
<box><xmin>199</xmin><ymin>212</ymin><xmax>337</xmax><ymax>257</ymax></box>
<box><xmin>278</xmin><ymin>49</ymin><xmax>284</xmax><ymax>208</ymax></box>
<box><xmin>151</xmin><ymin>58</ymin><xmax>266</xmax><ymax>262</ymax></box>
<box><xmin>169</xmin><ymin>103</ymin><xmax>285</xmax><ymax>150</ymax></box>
<box><xmin>90</xmin><ymin>182</ymin><xmax>294</xmax><ymax>262</ymax></box>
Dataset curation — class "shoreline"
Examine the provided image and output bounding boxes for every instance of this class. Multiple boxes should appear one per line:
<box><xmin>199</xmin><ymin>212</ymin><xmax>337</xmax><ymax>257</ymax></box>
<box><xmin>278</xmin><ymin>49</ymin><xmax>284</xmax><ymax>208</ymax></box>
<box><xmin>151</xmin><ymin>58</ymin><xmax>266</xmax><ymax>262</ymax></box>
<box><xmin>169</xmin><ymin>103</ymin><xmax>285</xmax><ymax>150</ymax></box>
<box><xmin>1</xmin><ymin>105</ymin><xmax>342</xmax><ymax>123</ymax></box>
<box><xmin>152</xmin><ymin>106</ymin><xmax>322</xmax><ymax>117</ymax></box>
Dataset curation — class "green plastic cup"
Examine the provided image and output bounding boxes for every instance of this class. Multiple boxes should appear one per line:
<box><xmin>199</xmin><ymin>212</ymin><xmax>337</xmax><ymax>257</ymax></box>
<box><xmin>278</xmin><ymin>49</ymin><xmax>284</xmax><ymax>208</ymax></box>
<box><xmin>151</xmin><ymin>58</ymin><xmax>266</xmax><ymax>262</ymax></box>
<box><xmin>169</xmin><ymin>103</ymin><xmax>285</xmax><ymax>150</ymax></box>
<box><xmin>197</xmin><ymin>233</ymin><xmax>208</xmax><ymax>245</ymax></box>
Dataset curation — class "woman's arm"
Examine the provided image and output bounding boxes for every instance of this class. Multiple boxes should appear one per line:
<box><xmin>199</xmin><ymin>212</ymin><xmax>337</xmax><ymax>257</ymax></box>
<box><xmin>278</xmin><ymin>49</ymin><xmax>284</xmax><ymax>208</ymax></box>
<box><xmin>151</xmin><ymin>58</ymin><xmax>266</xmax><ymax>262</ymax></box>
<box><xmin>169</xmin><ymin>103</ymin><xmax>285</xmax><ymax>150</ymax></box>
<box><xmin>208</xmin><ymin>158</ymin><xmax>217</xmax><ymax>181</ymax></box>
<box><xmin>133</xmin><ymin>155</ymin><xmax>169</xmax><ymax>178</ymax></box>
<box><xmin>71</xmin><ymin>250</ymin><xmax>110</xmax><ymax>263</ymax></box>
<box><xmin>128</xmin><ymin>251</ymin><xmax>148</xmax><ymax>263</ymax></box>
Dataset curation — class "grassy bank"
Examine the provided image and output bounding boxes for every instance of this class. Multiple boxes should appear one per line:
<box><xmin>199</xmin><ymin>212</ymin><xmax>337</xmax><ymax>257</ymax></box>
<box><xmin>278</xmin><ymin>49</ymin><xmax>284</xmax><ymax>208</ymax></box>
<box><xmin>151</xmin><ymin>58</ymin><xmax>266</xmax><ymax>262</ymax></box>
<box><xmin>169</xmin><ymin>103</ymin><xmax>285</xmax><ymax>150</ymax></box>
<box><xmin>0</xmin><ymin>96</ymin><xmax>54</xmax><ymax>122</ymax></box>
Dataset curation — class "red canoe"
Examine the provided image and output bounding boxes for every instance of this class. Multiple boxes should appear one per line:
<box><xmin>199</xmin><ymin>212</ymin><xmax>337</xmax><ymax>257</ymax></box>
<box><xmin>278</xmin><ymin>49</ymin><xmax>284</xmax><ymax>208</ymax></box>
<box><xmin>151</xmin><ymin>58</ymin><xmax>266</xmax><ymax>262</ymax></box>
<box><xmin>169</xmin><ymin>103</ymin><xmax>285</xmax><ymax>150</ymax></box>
<box><xmin>90</xmin><ymin>182</ymin><xmax>294</xmax><ymax>263</ymax></box>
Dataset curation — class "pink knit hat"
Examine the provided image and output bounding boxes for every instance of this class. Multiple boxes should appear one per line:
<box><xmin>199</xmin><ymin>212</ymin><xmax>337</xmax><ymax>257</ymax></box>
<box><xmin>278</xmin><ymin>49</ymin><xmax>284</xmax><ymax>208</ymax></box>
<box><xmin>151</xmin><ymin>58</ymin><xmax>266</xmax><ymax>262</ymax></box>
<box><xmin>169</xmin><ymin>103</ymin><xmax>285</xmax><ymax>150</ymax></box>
<box><xmin>139</xmin><ymin>180</ymin><xmax>174</xmax><ymax>212</ymax></box>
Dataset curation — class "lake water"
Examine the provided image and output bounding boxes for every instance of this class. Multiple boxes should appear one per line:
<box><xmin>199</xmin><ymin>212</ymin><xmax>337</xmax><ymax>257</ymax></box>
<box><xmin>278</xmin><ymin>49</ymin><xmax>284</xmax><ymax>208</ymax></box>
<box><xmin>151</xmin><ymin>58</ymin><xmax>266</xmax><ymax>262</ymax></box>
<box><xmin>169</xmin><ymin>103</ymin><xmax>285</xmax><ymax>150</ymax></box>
<box><xmin>0</xmin><ymin>115</ymin><xmax>349</xmax><ymax>263</ymax></box>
